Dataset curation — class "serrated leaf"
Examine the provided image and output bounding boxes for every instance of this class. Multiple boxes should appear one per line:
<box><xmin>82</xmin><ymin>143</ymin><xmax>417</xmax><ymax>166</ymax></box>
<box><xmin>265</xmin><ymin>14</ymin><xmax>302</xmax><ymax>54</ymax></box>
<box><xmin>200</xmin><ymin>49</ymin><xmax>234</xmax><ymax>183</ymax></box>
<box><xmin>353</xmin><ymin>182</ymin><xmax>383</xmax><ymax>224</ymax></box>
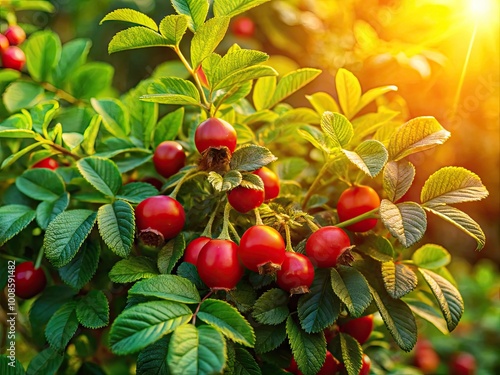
<box><xmin>338</xmin><ymin>332</ymin><xmax>363</xmax><ymax>375</ymax></box>
<box><xmin>286</xmin><ymin>316</ymin><xmax>326</xmax><ymax>375</ymax></box>
<box><xmin>52</xmin><ymin>39</ymin><xmax>92</xmax><ymax>86</ymax></box>
<box><xmin>405</xmin><ymin>297</ymin><xmax>449</xmax><ymax>335</ymax></box>
<box><xmin>210</xmin><ymin>49</ymin><xmax>269</xmax><ymax>86</ymax></box>
<box><xmin>359</xmin><ymin>234</ymin><xmax>395</xmax><ymax>262</ymax></box>
<box><xmin>198</xmin><ymin>299</ymin><xmax>255</xmax><ymax>347</ymax></box>
<box><xmin>297</xmin><ymin>126</ymin><xmax>330</xmax><ymax>153</ymax></box>
<box><xmin>419</xmin><ymin>269</ymin><xmax>463</xmax><ymax>332</ymax></box>
<box><xmin>412</xmin><ymin>244</ymin><xmax>451</xmax><ymax>269</ymax></box>
<box><xmin>16</xmin><ymin>169</ymin><xmax>65</xmax><ymax>201</ymax></box>
<box><xmin>208</xmin><ymin>170</ymin><xmax>242</xmax><ymax>192</ymax></box>
<box><xmin>252</xmin><ymin>288</ymin><xmax>289</xmax><ymax>325</ymax></box>
<box><xmin>158</xmin><ymin>234</ymin><xmax>186</xmax><ymax>274</ymax></box>
<box><xmin>109</xmin><ymin>257</ymin><xmax>159</xmax><ymax>283</ymax></box>
<box><xmin>298</xmin><ymin>268</ymin><xmax>339</xmax><ymax>333</ymax></box>
<box><xmin>77</xmin><ymin>157</ymin><xmax>122</xmax><ymax>197</ymax></box>
<box><xmin>44</xmin><ymin>210</ymin><xmax>97</xmax><ymax>268</ymax></box>
<box><xmin>100</xmin><ymin>8</ymin><xmax>158</xmax><ymax>30</ymax></box>
<box><xmin>58</xmin><ymin>240</ymin><xmax>100</xmax><ymax>290</ymax></box>
<box><xmin>388</xmin><ymin>116</ymin><xmax>450</xmax><ymax>161</ymax></box>
<box><xmin>253</xmin><ymin>77</ymin><xmax>276</xmax><ymax>110</ymax></box>
<box><xmin>343</xmin><ymin>139</ymin><xmax>388</xmax><ymax>177</ymax></box>
<box><xmin>380</xmin><ymin>200</ymin><xmax>427</xmax><ymax>248</ymax></box>
<box><xmin>91</xmin><ymin>98</ymin><xmax>130</xmax><ymax>138</ymax></box>
<box><xmin>421</xmin><ymin>166</ymin><xmax>488</xmax><ymax>206</ymax></box>
<box><xmin>69</xmin><ymin>62</ymin><xmax>114</xmax><ymax>100</ymax></box>
<box><xmin>82</xmin><ymin>115</ymin><xmax>101</xmax><ymax>155</ymax></box>
<box><xmin>76</xmin><ymin>290</ymin><xmax>109</xmax><ymax>329</ymax></box>
<box><xmin>26</xmin><ymin>348</ymin><xmax>64</xmax><ymax>375</ymax></box>
<box><xmin>129</xmin><ymin>274</ymin><xmax>200</xmax><ymax>304</ymax></box>
<box><xmin>154</xmin><ymin>107</ymin><xmax>184</xmax><ymax>148</ymax></box>
<box><xmin>381</xmin><ymin>261</ymin><xmax>418</xmax><ymax>299</ymax></box>
<box><xmin>254</xmin><ymin>323</ymin><xmax>287</xmax><ymax>354</ymax></box>
<box><xmin>168</xmin><ymin>324</ymin><xmax>226</xmax><ymax>375</ymax></box>
<box><xmin>383</xmin><ymin>160</ymin><xmax>416</xmax><ymax>202</ymax></box>
<box><xmin>306</xmin><ymin>92</ymin><xmax>340</xmax><ymax>114</ymax></box>
<box><xmin>45</xmin><ymin>302</ymin><xmax>79</xmax><ymax>351</ymax></box>
<box><xmin>142</xmin><ymin>77</ymin><xmax>201</xmax><ymax>106</ymax></box>
<box><xmin>97</xmin><ymin>201</ymin><xmax>135</xmax><ymax>258</ymax></box>
<box><xmin>233</xmin><ymin>347</ymin><xmax>262</xmax><ymax>375</ymax></box>
<box><xmin>330</xmin><ymin>266</ymin><xmax>372</xmax><ymax>317</ymax></box>
<box><xmin>117</xmin><ymin>182</ymin><xmax>158</xmax><ymax>204</ymax></box>
<box><xmin>191</xmin><ymin>17</ymin><xmax>230</xmax><ymax>68</ymax></box>
<box><xmin>159</xmin><ymin>15</ymin><xmax>189</xmax><ymax>46</ymax></box>
<box><xmin>24</xmin><ymin>30</ymin><xmax>61</xmax><ymax>83</ymax></box>
<box><xmin>320</xmin><ymin>111</ymin><xmax>353</xmax><ymax>148</ymax></box>
<box><xmin>176</xmin><ymin>262</ymin><xmax>206</xmax><ymax>291</ymax></box>
<box><xmin>136</xmin><ymin>336</ymin><xmax>170</xmax><ymax>375</ymax></box>
<box><xmin>214</xmin><ymin>0</ymin><xmax>271</xmax><ymax>17</ymax></box>
<box><xmin>267</xmin><ymin>68</ymin><xmax>321</xmax><ymax>109</ymax></box>
<box><xmin>172</xmin><ymin>0</ymin><xmax>209</xmax><ymax>32</ymax></box>
<box><xmin>109</xmin><ymin>300</ymin><xmax>192</xmax><ymax>355</ymax></box>
<box><xmin>0</xmin><ymin>356</ymin><xmax>24</xmax><ymax>374</ymax></box>
<box><xmin>214</xmin><ymin>65</ymin><xmax>277</xmax><ymax>91</ymax></box>
<box><xmin>240</xmin><ymin>173</ymin><xmax>264</xmax><ymax>190</ymax></box>
<box><xmin>0</xmin><ymin>205</ymin><xmax>36</xmax><ymax>246</ymax></box>
<box><xmin>108</xmin><ymin>26</ymin><xmax>170</xmax><ymax>53</ymax></box>
<box><xmin>29</xmin><ymin>285</ymin><xmax>77</xmax><ymax>330</ymax></box>
<box><xmin>335</xmin><ymin>68</ymin><xmax>361</xmax><ymax>119</ymax></box>
<box><xmin>355</xmin><ymin>85</ymin><xmax>398</xmax><ymax>115</ymax></box>
<box><xmin>230</xmin><ymin>144</ymin><xmax>277</xmax><ymax>171</ymax></box>
<box><xmin>275</xmin><ymin>108</ymin><xmax>320</xmax><ymax>127</ymax></box>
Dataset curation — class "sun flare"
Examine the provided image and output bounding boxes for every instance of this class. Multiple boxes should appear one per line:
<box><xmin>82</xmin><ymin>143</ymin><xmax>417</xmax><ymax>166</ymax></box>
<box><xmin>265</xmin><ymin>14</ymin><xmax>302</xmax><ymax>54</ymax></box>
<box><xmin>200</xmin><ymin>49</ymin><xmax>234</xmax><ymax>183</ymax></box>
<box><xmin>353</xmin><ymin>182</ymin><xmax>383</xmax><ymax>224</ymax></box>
<box><xmin>467</xmin><ymin>0</ymin><xmax>497</xmax><ymax>21</ymax></box>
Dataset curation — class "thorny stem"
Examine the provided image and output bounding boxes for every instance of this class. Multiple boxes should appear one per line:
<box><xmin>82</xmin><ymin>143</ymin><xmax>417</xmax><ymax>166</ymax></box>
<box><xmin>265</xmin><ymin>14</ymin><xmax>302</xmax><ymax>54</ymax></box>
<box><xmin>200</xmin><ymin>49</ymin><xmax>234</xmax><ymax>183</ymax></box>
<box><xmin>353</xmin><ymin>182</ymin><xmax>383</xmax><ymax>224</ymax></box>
<box><xmin>217</xmin><ymin>202</ymin><xmax>232</xmax><ymax>240</ymax></box>
<box><xmin>301</xmin><ymin>161</ymin><xmax>331</xmax><ymax>210</ymax></box>
<box><xmin>334</xmin><ymin>208</ymin><xmax>379</xmax><ymax>228</ymax></box>
<box><xmin>254</xmin><ymin>208</ymin><xmax>263</xmax><ymax>226</ymax></box>
<box><xmin>169</xmin><ymin>170</ymin><xmax>206</xmax><ymax>199</ymax></box>
<box><xmin>192</xmin><ymin>290</ymin><xmax>213</xmax><ymax>325</ymax></box>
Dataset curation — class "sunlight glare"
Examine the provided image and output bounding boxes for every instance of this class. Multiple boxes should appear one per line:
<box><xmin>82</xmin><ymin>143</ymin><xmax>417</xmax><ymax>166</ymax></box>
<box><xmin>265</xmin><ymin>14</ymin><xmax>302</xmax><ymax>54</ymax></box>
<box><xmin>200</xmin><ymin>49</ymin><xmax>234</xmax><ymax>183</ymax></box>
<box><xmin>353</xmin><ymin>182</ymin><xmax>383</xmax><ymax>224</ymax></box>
<box><xmin>468</xmin><ymin>0</ymin><xmax>495</xmax><ymax>19</ymax></box>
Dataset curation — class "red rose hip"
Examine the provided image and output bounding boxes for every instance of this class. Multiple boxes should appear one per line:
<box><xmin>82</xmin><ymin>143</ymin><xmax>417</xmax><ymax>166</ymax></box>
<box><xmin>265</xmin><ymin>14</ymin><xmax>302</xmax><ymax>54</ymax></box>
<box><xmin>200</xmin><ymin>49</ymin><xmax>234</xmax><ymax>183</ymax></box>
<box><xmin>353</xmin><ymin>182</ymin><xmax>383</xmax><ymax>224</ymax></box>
<box><xmin>184</xmin><ymin>236</ymin><xmax>211</xmax><ymax>265</ymax></box>
<box><xmin>276</xmin><ymin>252</ymin><xmax>314</xmax><ymax>294</ymax></box>
<box><xmin>194</xmin><ymin>118</ymin><xmax>237</xmax><ymax>154</ymax></box>
<box><xmin>15</xmin><ymin>261</ymin><xmax>47</xmax><ymax>299</ymax></box>
<box><xmin>228</xmin><ymin>186</ymin><xmax>265</xmax><ymax>213</ymax></box>
<box><xmin>253</xmin><ymin>167</ymin><xmax>280</xmax><ymax>200</ymax></box>
<box><xmin>4</xmin><ymin>25</ymin><xmax>26</xmax><ymax>45</ymax></box>
<box><xmin>135</xmin><ymin>196</ymin><xmax>185</xmax><ymax>241</ymax></box>
<box><xmin>0</xmin><ymin>34</ymin><xmax>9</xmax><ymax>53</ymax></box>
<box><xmin>153</xmin><ymin>141</ymin><xmax>186</xmax><ymax>178</ymax></box>
<box><xmin>339</xmin><ymin>315</ymin><xmax>374</xmax><ymax>345</ymax></box>
<box><xmin>337</xmin><ymin>185</ymin><xmax>380</xmax><ymax>232</ymax></box>
<box><xmin>32</xmin><ymin>157</ymin><xmax>59</xmax><ymax>170</ymax></box>
<box><xmin>231</xmin><ymin>16</ymin><xmax>256</xmax><ymax>38</ymax></box>
<box><xmin>1</xmin><ymin>46</ymin><xmax>26</xmax><ymax>71</ymax></box>
<box><xmin>305</xmin><ymin>226</ymin><xmax>351</xmax><ymax>268</ymax></box>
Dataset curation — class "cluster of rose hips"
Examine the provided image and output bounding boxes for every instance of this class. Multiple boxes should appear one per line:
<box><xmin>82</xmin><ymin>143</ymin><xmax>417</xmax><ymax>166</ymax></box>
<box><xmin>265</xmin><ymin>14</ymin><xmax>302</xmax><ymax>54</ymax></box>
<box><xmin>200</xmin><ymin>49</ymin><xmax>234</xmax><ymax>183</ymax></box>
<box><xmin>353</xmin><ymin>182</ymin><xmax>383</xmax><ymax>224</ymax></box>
<box><xmin>0</xmin><ymin>24</ymin><xmax>26</xmax><ymax>71</ymax></box>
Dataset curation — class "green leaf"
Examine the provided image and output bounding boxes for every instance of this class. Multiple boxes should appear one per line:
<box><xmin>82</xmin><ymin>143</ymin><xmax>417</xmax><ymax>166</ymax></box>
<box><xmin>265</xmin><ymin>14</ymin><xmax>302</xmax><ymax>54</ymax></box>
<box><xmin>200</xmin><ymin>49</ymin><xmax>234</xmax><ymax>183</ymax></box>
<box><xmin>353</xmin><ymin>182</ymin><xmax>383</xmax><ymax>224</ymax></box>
<box><xmin>286</xmin><ymin>316</ymin><xmax>326</xmax><ymax>375</ymax></box>
<box><xmin>24</xmin><ymin>30</ymin><xmax>61</xmax><ymax>83</ymax></box>
<box><xmin>109</xmin><ymin>300</ymin><xmax>193</xmax><ymax>355</ymax></box>
<box><xmin>355</xmin><ymin>85</ymin><xmax>398</xmax><ymax>115</ymax></box>
<box><xmin>209</xmin><ymin>49</ymin><xmax>269</xmax><ymax>86</ymax></box>
<box><xmin>383</xmin><ymin>160</ymin><xmax>416</xmax><ymax>202</ymax></box>
<box><xmin>330</xmin><ymin>266</ymin><xmax>372</xmax><ymax>317</ymax></box>
<box><xmin>69</xmin><ymin>62</ymin><xmax>114</xmax><ymax>99</ymax></box>
<box><xmin>76</xmin><ymin>290</ymin><xmax>109</xmax><ymax>329</ymax></box>
<box><xmin>379</xmin><ymin>200</ymin><xmax>427</xmax><ymax>248</ymax></box>
<box><xmin>154</xmin><ymin>107</ymin><xmax>184</xmax><ymax>148</ymax></box>
<box><xmin>338</xmin><ymin>333</ymin><xmax>363</xmax><ymax>375</ymax></box>
<box><xmin>136</xmin><ymin>336</ymin><xmax>170</xmax><ymax>375</ymax></box>
<box><xmin>252</xmin><ymin>288</ymin><xmax>289</xmax><ymax>325</ymax></box>
<box><xmin>168</xmin><ymin>324</ymin><xmax>226</xmax><ymax>375</ymax></box>
<box><xmin>343</xmin><ymin>139</ymin><xmax>388</xmax><ymax>177</ymax></box>
<box><xmin>276</xmin><ymin>158</ymin><xmax>309</xmax><ymax>180</ymax></box>
<box><xmin>298</xmin><ymin>125</ymin><xmax>333</xmax><ymax>153</ymax></box>
<box><xmin>58</xmin><ymin>240</ymin><xmax>100</xmax><ymax>290</ymax></box>
<box><xmin>159</xmin><ymin>15</ymin><xmax>189</xmax><ymax>45</ymax></box>
<box><xmin>335</xmin><ymin>68</ymin><xmax>361</xmax><ymax>120</ymax></box>
<box><xmin>176</xmin><ymin>262</ymin><xmax>206</xmax><ymax>291</ymax></box>
<box><xmin>29</xmin><ymin>285</ymin><xmax>77</xmax><ymax>330</ymax></box>
<box><xmin>0</xmin><ymin>205</ymin><xmax>36</xmax><ymax>246</ymax></box>
<box><xmin>97</xmin><ymin>201</ymin><xmax>135</xmax><ymax>258</ymax></box>
<box><xmin>142</xmin><ymin>77</ymin><xmax>201</xmax><ymax>106</ymax></box>
<box><xmin>405</xmin><ymin>297</ymin><xmax>449</xmax><ymax>335</ymax></box>
<box><xmin>52</xmin><ymin>39</ymin><xmax>92</xmax><ymax>86</ymax></box>
<box><xmin>108</xmin><ymin>26</ymin><xmax>170</xmax><ymax>53</ymax></box>
<box><xmin>36</xmin><ymin>193</ymin><xmax>70</xmax><ymax>229</ymax></box>
<box><xmin>77</xmin><ymin>157</ymin><xmax>122</xmax><ymax>197</ymax></box>
<box><xmin>233</xmin><ymin>347</ymin><xmax>262</xmax><ymax>375</ymax></box>
<box><xmin>62</xmin><ymin>132</ymin><xmax>84</xmax><ymax>151</ymax></box>
<box><xmin>360</xmin><ymin>234</ymin><xmax>396</xmax><ymax>262</ymax></box>
<box><xmin>381</xmin><ymin>261</ymin><xmax>418</xmax><ymax>299</ymax></box>
<box><xmin>306</xmin><ymin>92</ymin><xmax>340</xmax><ymax>114</ymax></box>
<box><xmin>419</xmin><ymin>269</ymin><xmax>464</xmax><ymax>332</ymax></box>
<box><xmin>320</xmin><ymin>111</ymin><xmax>353</xmax><ymax>148</ymax></box>
<box><xmin>388</xmin><ymin>116</ymin><xmax>451</xmax><ymax>161</ymax></box>
<box><xmin>100</xmin><ymin>8</ymin><xmax>158</xmax><ymax>30</ymax></box>
<box><xmin>230</xmin><ymin>144</ymin><xmax>278</xmax><ymax>171</ymax></box>
<box><xmin>267</xmin><ymin>68</ymin><xmax>321</xmax><ymax>109</ymax></box>
<box><xmin>298</xmin><ymin>268</ymin><xmax>340</xmax><ymax>333</ymax></box>
<box><xmin>44</xmin><ymin>209</ymin><xmax>97</xmax><ymax>268</ymax></box>
<box><xmin>129</xmin><ymin>274</ymin><xmax>200</xmax><ymax>304</ymax></box>
<box><xmin>214</xmin><ymin>0</ymin><xmax>271</xmax><ymax>17</ymax></box>
<box><xmin>423</xmin><ymin>205</ymin><xmax>486</xmax><ymax>250</ymax></box>
<box><xmin>1</xmin><ymin>141</ymin><xmax>43</xmax><ymax>170</ymax></box>
<box><xmin>254</xmin><ymin>323</ymin><xmax>287</xmax><ymax>354</ymax></box>
<box><xmin>117</xmin><ymin>182</ymin><xmax>158</xmax><ymax>204</ymax></box>
<box><xmin>45</xmin><ymin>302</ymin><xmax>79</xmax><ymax>351</ymax></box>
<box><xmin>420</xmin><ymin>166</ymin><xmax>488</xmax><ymax>206</ymax></box>
<box><xmin>158</xmin><ymin>235</ymin><xmax>186</xmax><ymax>274</ymax></box>
<box><xmin>215</xmin><ymin>65</ymin><xmax>277</xmax><ymax>92</ymax></box>
<box><xmin>82</xmin><ymin>115</ymin><xmax>102</xmax><ymax>155</ymax></box>
<box><xmin>109</xmin><ymin>257</ymin><xmax>159</xmax><ymax>283</ymax></box>
<box><xmin>30</xmin><ymin>100</ymin><xmax>59</xmax><ymax>134</ymax></box>
<box><xmin>26</xmin><ymin>348</ymin><xmax>64</xmax><ymax>375</ymax></box>
<box><xmin>190</xmin><ymin>17</ymin><xmax>230</xmax><ymax>68</ymax></box>
<box><xmin>253</xmin><ymin>77</ymin><xmax>276</xmax><ymax>110</ymax></box>
<box><xmin>16</xmin><ymin>168</ymin><xmax>65</xmax><ymax>201</ymax></box>
<box><xmin>0</xmin><ymin>356</ymin><xmax>25</xmax><ymax>375</ymax></box>
<box><xmin>197</xmin><ymin>299</ymin><xmax>255</xmax><ymax>347</ymax></box>
<box><xmin>208</xmin><ymin>170</ymin><xmax>242</xmax><ymax>192</ymax></box>
<box><xmin>171</xmin><ymin>0</ymin><xmax>209</xmax><ymax>32</ymax></box>
<box><xmin>11</xmin><ymin>1</ymin><xmax>55</xmax><ymax>12</ymax></box>
<box><xmin>91</xmin><ymin>98</ymin><xmax>130</xmax><ymax>138</ymax></box>
<box><xmin>3</xmin><ymin>82</ymin><xmax>45</xmax><ymax>113</ymax></box>
<box><xmin>412</xmin><ymin>244</ymin><xmax>451</xmax><ymax>269</ymax></box>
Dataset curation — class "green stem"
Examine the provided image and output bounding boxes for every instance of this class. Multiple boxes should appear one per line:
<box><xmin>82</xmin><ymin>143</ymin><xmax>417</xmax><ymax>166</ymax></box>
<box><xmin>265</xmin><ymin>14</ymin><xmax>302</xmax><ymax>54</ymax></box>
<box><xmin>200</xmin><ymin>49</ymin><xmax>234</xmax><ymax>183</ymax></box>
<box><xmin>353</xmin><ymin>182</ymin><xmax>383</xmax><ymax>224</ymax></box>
<box><xmin>201</xmin><ymin>200</ymin><xmax>222</xmax><ymax>238</ymax></box>
<box><xmin>302</xmin><ymin>160</ymin><xmax>331</xmax><ymax>210</ymax></box>
<box><xmin>254</xmin><ymin>208</ymin><xmax>263</xmax><ymax>226</ymax></box>
<box><xmin>169</xmin><ymin>169</ymin><xmax>206</xmax><ymax>199</ymax></box>
<box><xmin>217</xmin><ymin>203</ymin><xmax>232</xmax><ymax>240</ymax></box>
<box><xmin>192</xmin><ymin>290</ymin><xmax>213</xmax><ymax>325</ymax></box>
<box><xmin>305</xmin><ymin>218</ymin><xmax>320</xmax><ymax>232</ymax></box>
<box><xmin>36</xmin><ymin>136</ymin><xmax>81</xmax><ymax>160</ymax></box>
<box><xmin>34</xmin><ymin>247</ymin><xmax>44</xmax><ymax>269</ymax></box>
<box><xmin>41</xmin><ymin>82</ymin><xmax>84</xmax><ymax>105</ymax></box>
<box><xmin>334</xmin><ymin>208</ymin><xmax>379</xmax><ymax>229</ymax></box>
<box><xmin>284</xmin><ymin>223</ymin><xmax>294</xmax><ymax>252</ymax></box>
<box><xmin>228</xmin><ymin>222</ymin><xmax>241</xmax><ymax>244</ymax></box>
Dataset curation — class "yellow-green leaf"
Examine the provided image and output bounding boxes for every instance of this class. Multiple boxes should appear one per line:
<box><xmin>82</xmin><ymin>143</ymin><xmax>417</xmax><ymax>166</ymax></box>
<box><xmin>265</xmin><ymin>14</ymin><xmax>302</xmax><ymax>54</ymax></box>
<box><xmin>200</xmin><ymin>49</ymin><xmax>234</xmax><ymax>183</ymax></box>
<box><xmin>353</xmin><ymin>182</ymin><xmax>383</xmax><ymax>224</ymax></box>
<box><xmin>335</xmin><ymin>68</ymin><xmax>361</xmax><ymax>119</ymax></box>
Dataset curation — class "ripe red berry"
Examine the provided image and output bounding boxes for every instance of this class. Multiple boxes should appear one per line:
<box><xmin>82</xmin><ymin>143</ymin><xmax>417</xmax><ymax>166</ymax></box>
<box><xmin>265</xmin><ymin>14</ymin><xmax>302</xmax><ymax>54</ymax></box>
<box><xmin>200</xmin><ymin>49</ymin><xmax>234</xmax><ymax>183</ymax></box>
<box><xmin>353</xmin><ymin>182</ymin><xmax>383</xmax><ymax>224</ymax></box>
<box><xmin>276</xmin><ymin>252</ymin><xmax>315</xmax><ymax>294</ymax></box>
<box><xmin>231</xmin><ymin>16</ymin><xmax>256</xmax><ymax>38</ymax></box>
<box><xmin>197</xmin><ymin>239</ymin><xmax>244</xmax><ymax>290</ymax></box>
<box><xmin>318</xmin><ymin>351</ymin><xmax>342</xmax><ymax>375</ymax></box>
<box><xmin>0</xmin><ymin>34</ymin><xmax>9</xmax><ymax>53</ymax></box>
<box><xmin>359</xmin><ymin>354</ymin><xmax>371</xmax><ymax>375</ymax></box>
<box><xmin>135</xmin><ymin>196</ymin><xmax>185</xmax><ymax>241</ymax></box>
<box><xmin>141</xmin><ymin>177</ymin><xmax>163</xmax><ymax>190</ymax></box>
<box><xmin>184</xmin><ymin>236</ymin><xmax>211</xmax><ymax>265</ymax></box>
<box><xmin>4</xmin><ymin>25</ymin><xmax>26</xmax><ymax>45</ymax></box>
<box><xmin>1</xmin><ymin>46</ymin><xmax>26</xmax><ymax>71</ymax></box>
<box><xmin>253</xmin><ymin>167</ymin><xmax>280</xmax><ymax>200</ymax></box>
<box><xmin>449</xmin><ymin>352</ymin><xmax>476</xmax><ymax>375</ymax></box>
<box><xmin>339</xmin><ymin>315</ymin><xmax>374</xmax><ymax>345</ymax></box>
<box><xmin>305</xmin><ymin>226</ymin><xmax>351</xmax><ymax>268</ymax></box>
<box><xmin>196</xmin><ymin>66</ymin><xmax>208</xmax><ymax>87</ymax></box>
<box><xmin>14</xmin><ymin>261</ymin><xmax>47</xmax><ymax>299</ymax></box>
<box><xmin>238</xmin><ymin>225</ymin><xmax>286</xmax><ymax>274</ymax></box>
<box><xmin>337</xmin><ymin>185</ymin><xmax>380</xmax><ymax>232</ymax></box>
<box><xmin>32</xmin><ymin>157</ymin><xmax>59</xmax><ymax>170</ymax></box>
<box><xmin>153</xmin><ymin>141</ymin><xmax>186</xmax><ymax>178</ymax></box>
<box><xmin>194</xmin><ymin>118</ymin><xmax>237</xmax><ymax>154</ymax></box>
<box><xmin>228</xmin><ymin>186</ymin><xmax>265</xmax><ymax>213</ymax></box>
<box><xmin>413</xmin><ymin>339</ymin><xmax>440</xmax><ymax>374</ymax></box>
